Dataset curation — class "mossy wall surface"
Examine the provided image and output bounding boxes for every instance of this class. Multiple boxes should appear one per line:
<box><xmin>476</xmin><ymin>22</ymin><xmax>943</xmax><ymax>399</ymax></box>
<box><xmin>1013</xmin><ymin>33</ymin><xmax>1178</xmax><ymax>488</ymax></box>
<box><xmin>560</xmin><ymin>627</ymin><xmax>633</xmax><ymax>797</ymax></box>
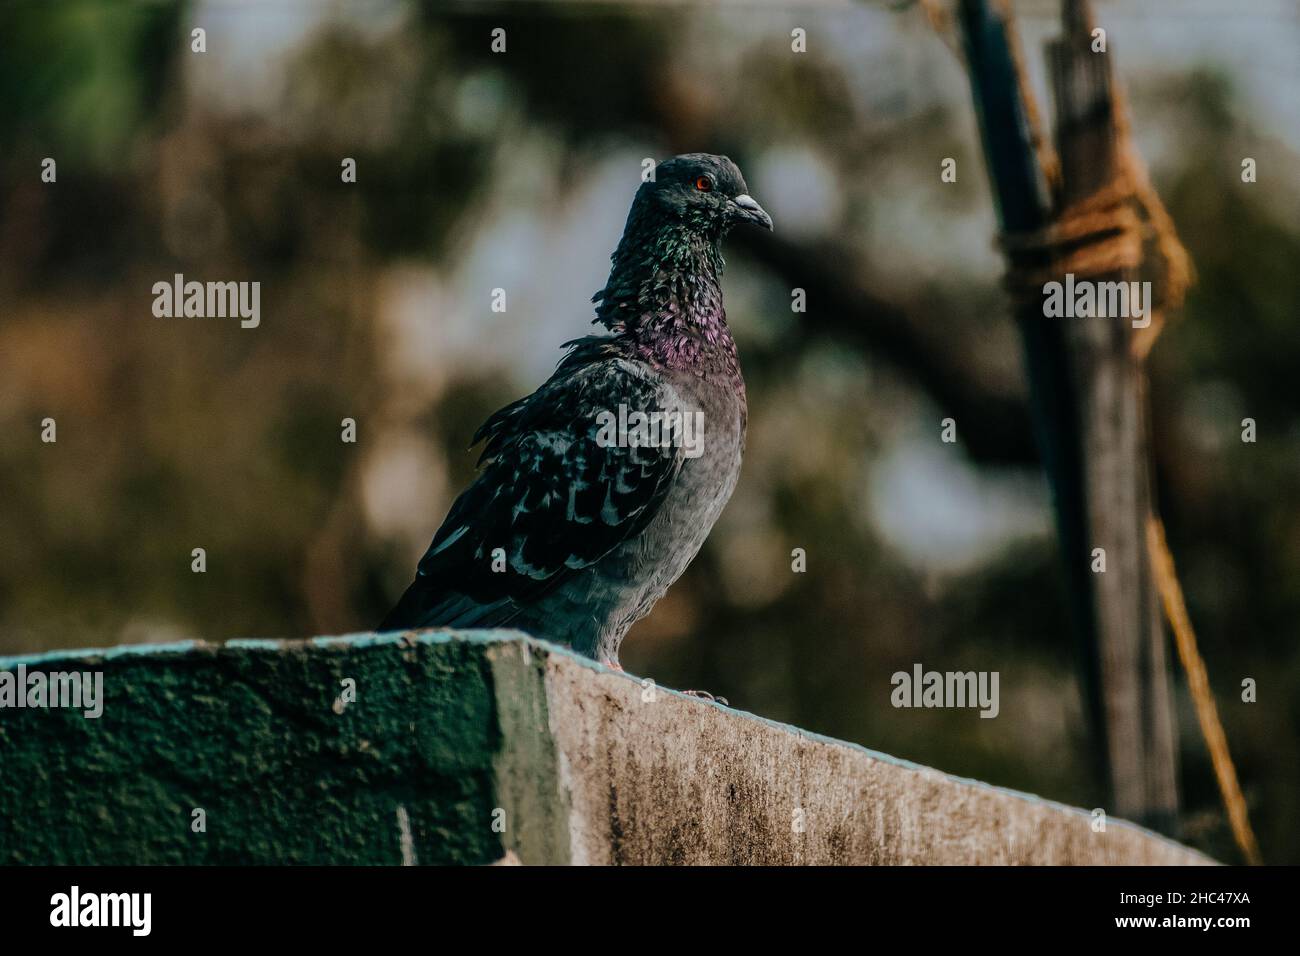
<box><xmin>0</xmin><ymin>632</ymin><xmax>519</xmax><ymax>865</ymax></box>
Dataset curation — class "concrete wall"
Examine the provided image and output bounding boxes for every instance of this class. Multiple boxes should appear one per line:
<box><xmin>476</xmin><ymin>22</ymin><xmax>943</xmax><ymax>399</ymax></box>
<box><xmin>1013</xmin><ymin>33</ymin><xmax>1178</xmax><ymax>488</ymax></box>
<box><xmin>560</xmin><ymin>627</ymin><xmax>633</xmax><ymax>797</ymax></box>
<box><xmin>0</xmin><ymin>631</ymin><xmax>1212</xmax><ymax>865</ymax></box>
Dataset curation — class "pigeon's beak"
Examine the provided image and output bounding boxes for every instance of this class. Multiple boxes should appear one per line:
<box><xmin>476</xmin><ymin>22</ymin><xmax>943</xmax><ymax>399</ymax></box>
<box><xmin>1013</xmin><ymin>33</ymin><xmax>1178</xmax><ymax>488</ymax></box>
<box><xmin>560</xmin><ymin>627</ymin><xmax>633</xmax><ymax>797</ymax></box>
<box><xmin>728</xmin><ymin>194</ymin><xmax>773</xmax><ymax>231</ymax></box>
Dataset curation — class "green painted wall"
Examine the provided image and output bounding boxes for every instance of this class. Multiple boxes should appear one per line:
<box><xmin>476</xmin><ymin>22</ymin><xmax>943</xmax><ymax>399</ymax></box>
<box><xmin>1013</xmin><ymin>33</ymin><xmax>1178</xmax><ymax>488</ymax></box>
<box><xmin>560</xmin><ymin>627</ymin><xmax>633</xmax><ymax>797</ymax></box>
<box><xmin>0</xmin><ymin>632</ymin><xmax>523</xmax><ymax>865</ymax></box>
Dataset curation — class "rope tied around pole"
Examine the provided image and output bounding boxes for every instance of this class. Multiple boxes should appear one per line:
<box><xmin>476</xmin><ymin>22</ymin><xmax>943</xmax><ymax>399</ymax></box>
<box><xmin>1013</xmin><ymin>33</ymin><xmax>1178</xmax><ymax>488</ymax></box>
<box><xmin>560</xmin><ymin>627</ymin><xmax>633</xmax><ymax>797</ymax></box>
<box><xmin>997</xmin><ymin>174</ymin><xmax>1143</xmax><ymax>298</ymax></box>
<box><xmin>995</xmin><ymin>138</ymin><xmax>1192</xmax><ymax>361</ymax></box>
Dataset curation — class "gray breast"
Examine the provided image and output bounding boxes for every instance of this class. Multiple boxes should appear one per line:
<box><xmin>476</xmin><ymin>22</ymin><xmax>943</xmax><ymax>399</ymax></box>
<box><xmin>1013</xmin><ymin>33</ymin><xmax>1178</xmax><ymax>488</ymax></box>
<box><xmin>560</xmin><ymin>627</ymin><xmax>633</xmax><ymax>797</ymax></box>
<box><xmin>591</xmin><ymin>370</ymin><xmax>746</xmax><ymax>661</ymax></box>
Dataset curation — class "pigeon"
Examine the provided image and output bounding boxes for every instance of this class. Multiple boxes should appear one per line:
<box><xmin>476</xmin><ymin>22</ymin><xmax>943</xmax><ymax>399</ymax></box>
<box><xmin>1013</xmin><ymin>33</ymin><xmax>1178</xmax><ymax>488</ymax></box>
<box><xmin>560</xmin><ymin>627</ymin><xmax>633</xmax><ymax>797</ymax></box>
<box><xmin>380</xmin><ymin>153</ymin><xmax>772</xmax><ymax>669</ymax></box>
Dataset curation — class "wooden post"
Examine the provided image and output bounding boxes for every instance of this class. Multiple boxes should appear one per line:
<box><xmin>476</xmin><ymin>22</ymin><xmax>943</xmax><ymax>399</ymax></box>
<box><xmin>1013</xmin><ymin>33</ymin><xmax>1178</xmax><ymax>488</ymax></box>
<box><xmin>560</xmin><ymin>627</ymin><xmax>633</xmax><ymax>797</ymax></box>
<box><xmin>1046</xmin><ymin>0</ymin><xmax>1178</xmax><ymax>833</ymax></box>
<box><xmin>957</xmin><ymin>0</ymin><xmax>1108</xmax><ymax>795</ymax></box>
<box><xmin>957</xmin><ymin>0</ymin><xmax>1179</xmax><ymax>831</ymax></box>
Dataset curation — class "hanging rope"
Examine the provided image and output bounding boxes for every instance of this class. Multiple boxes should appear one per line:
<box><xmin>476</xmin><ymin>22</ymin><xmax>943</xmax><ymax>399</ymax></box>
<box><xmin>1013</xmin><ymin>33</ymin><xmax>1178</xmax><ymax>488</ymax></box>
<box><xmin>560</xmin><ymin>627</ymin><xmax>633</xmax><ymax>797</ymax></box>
<box><xmin>1147</xmin><ymin>517</ymin><xmax>1263</xmax><ymax>865</ymax></box>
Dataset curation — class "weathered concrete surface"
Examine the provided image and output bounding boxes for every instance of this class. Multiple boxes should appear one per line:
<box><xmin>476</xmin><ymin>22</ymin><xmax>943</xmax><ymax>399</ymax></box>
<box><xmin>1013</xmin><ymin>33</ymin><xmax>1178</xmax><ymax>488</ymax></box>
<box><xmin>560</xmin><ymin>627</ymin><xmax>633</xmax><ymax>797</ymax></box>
<box><xmin>0</xmin><ymin>631</ymin><xmax>1212</xmax><ymax>865</ymax></box>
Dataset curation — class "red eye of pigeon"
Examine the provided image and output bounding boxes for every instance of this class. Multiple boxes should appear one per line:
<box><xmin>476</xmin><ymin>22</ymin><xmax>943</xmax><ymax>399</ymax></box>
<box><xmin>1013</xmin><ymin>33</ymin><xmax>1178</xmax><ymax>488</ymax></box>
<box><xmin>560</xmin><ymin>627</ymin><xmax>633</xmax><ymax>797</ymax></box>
<box><xmin>694</xmin><ymin>176</ymin><xmax>713</xmax><ymax>192</ymax></box>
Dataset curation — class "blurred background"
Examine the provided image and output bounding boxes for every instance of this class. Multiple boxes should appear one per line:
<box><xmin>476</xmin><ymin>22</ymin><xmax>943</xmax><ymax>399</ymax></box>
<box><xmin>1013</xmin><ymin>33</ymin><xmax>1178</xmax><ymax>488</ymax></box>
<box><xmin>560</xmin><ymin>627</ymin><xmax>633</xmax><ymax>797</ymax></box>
<box><xmin>1</xmin><ymin>0</ymin><xmax>1297</xmax><ymax>863</ymax></box>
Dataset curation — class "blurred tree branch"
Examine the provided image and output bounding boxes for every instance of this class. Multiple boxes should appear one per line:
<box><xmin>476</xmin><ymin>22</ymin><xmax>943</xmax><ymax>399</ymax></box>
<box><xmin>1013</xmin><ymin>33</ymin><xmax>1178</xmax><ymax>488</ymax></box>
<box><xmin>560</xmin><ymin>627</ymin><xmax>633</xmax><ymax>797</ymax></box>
<box><xmin>735</xmin><ymin>230</ymin><xmax>1038</xmax><ymax>466</ymax></box>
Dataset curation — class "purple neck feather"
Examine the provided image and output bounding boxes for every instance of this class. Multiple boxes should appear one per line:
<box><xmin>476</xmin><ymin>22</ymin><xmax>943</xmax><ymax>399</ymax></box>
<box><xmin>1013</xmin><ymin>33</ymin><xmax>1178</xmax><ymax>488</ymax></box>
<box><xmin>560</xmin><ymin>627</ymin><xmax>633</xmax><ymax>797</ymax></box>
<box><xmin>592</xmin><ymin>218</ymin><xmax>739</xmax><ymax>376</ymax></box>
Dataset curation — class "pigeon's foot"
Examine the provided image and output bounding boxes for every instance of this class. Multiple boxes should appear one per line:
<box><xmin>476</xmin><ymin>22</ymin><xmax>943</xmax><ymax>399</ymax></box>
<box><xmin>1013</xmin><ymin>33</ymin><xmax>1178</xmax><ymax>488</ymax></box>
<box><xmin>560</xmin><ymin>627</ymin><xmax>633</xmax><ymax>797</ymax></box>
<box><xmin>602</xmin><ymin>660</ymin><xmax>623</xmax><ymax>672</ymax></box>
<box><xmin>682</xmin><ymin>689</ymin><xmax>729</xmax><ymax>706</ymax></box>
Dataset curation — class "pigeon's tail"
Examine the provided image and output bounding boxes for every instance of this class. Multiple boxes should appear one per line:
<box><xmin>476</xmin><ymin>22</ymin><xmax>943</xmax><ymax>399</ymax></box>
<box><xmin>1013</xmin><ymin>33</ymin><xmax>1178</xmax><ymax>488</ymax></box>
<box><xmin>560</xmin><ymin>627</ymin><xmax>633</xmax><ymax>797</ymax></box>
<box><xmin>376</xmin><ymin>579</ymin><xmax>426</xmax><ymax>631</ymax></box>
<box><xmin>378</xmin><ymin>576</ymin><xmax>519</xmax><ymax>632</ymax></box>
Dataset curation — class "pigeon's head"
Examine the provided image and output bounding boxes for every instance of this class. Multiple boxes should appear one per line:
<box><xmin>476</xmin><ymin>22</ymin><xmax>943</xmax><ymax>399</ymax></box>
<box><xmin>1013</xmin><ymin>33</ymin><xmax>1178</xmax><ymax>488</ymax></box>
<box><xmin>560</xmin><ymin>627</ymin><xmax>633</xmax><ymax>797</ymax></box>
<box><xmin>639</xmin><ymin>153</ymin><xmax>773</xmax><ymax>236</ymax></box>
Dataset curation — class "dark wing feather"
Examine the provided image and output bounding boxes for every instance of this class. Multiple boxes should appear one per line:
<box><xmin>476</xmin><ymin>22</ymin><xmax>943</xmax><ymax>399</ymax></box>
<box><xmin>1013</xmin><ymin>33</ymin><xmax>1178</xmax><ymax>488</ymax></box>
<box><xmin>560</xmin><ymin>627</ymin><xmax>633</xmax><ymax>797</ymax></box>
<box><xmin>380</xmin><ymin>340</ymin><xmax>685</xmax><ymax>630</ymax></box>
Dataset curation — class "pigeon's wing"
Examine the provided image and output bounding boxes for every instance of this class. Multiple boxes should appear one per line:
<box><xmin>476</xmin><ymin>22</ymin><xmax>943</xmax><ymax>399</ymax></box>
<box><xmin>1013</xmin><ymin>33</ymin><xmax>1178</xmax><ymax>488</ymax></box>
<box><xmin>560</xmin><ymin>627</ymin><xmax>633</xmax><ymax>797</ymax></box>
<box><xmin>379</xmin><ymin>351</ymin><xmax>687</xmax><ymax>631</ymax></box>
